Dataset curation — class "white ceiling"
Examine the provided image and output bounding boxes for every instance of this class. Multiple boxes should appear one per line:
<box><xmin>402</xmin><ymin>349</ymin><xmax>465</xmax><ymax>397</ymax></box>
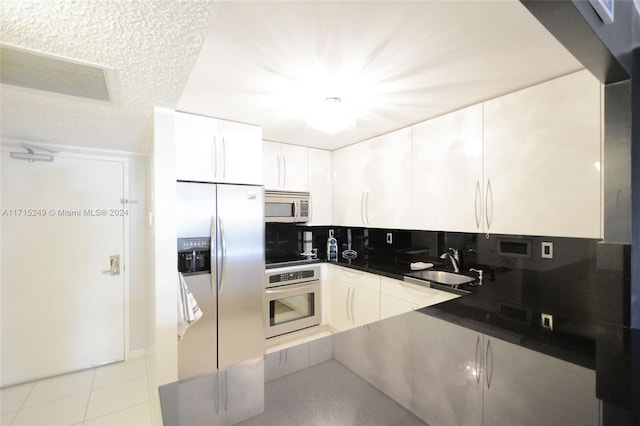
<box><xmin>178</xmin><ymin>0</ymin><xmax>583</xmax><ymax>150</ymax></box>
<box><xmin>1</xmin><ymin>1</ymin><xmax>583</xmax><ymax>154</ymax></box>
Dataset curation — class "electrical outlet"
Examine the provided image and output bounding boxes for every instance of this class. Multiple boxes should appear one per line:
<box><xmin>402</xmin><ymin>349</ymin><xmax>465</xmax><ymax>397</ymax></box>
<box><xmin>541</xmin><ymin>242</ymin><xmax>553</xmax><ymax>259</ymax></box>
<box><xmin>386</xmin><ymin>233</ymin><xmax>393</xmax><ymax>244</ymax></box>
<box><xmin>541</xmin><ymin>313</ymin><xmax>553</xmax><ymax>330</ymax></box>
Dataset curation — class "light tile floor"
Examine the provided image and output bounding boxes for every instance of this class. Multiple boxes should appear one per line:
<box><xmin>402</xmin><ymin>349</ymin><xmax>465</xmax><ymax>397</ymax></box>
<box><xmin>1</xmin><ymin>358</ymin><xmax>153</xmax><ymax>426</ymax></box>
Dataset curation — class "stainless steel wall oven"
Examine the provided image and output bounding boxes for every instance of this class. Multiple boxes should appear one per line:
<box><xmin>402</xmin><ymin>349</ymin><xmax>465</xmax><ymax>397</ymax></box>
<box><xmin>265</xmin><ymin>264</ymin><xmax>321</xmax><ymax>338</ymax></box>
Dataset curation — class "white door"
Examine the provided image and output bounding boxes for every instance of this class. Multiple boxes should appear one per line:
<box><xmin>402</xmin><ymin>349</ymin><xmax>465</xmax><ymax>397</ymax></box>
<box><xmin>1</xmin><ymin>151</ymin><xmax>126</xmax><ymax>386</ymax></box>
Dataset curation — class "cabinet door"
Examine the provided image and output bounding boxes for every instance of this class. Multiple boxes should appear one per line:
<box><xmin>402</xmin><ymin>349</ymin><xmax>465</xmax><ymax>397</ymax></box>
<box><xmin>217</xmin><ymin>120</ymin><xmax>263</xmax><ymax>185</ymax></box>
<box><xmin>483</xmin><ymin>337</ymin><xmax>599</xmax><ymax>426</ymax></box>
<box><xmin>483</xmin><ymin>70</ymin><xmax>601</xmax><ymax>238</ymax></box>
<box><xmin>350</xmin><ymin>285</ymin><xmax>381</xmax><ymax>327</ymax></box>
<box><xmin>329</xmin><ymin>281</ymin><xmax>352</xmax><ymax>332</ymax></box>
<box><xmin>175</xmin><ymin>112</ymin><xmax>218</xmax><ymax>182</ymax></box>
<box><xmin>413</xmin><ymin>314</ymin><xmax>483</xmax><ymax>426</ymax></box>
<box><xmin>263</xmin><ymin>141</ymin><xmax>282</xmax><ymax>190</ymax></box>
<box><xmin>332</xmin><ymin>142</ymin><xmax>370</xmax><ymax>227</ymax></box>
<box><xmin>307</xmin><ymin>148</ymin><xmax>332</xmax><ymax>225</ymax></box>
<box><xmin>365</xmin><ymin>128</ymin><xmax>413</xmax><ymax>229</ymax></box>
<box><xmin>413</xmin><ymin>104</ymin><xmax>483</xmax><ymax>232</ymax></box>
<box><xmin>280</xmin><ymin>144</ymin><xmax>308</xmax><ymax>191</ymax></box>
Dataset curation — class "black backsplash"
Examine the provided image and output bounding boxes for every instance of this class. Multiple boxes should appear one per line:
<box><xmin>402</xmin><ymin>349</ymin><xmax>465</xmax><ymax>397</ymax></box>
<box><xmin>275</xmin><ymin>224</ymin><xmax>609</xmax><ymax>341</ymax></box>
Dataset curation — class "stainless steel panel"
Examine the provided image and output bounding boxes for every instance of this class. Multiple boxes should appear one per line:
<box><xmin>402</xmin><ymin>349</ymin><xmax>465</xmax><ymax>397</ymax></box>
<box><xmin>176</xmin><ymin>181</ymin><xmax>217</xmax><ymax>238</ymax></box>
<box><xmin>216</xmin><ymin>184</ymin><xmax>265</xmax><ymax>369</ymax></box>
<box><xmin>178</xmin><ymin>273</ymin><xmax>217</xmax><ymax>379</ymax></box>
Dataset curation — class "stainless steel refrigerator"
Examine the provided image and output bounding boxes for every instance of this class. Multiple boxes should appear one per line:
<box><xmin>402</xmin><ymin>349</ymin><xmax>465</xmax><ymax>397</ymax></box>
<box><xmin>173</xmin><ymin>181</ymin><xmax>265</xmax><ymax>425</ymax></box>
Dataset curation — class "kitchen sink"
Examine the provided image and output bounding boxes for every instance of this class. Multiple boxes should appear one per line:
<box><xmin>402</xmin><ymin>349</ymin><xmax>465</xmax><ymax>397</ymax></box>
<box><xmin>404</xmin><ymin>270</ymin><xmax>476</xmax><ymax>287</ymax></box>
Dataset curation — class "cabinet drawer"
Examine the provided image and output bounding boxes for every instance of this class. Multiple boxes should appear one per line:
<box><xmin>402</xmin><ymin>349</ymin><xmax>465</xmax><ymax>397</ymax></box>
<box><xmin>380</xmin><ymin>277</ymin><xmax>459</xmax><ymax>308</ymax></box>
<box><xmin>330</xmin><ymin>265</ymin><xmax>380</xmax><ymax>293</ymax></box>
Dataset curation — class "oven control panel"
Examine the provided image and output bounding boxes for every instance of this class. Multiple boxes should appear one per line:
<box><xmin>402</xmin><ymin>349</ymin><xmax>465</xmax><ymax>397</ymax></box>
<box><xmin>265</xmin><ymin>265</ymin><xmax>320</xmax><ymax>288</ymax></box>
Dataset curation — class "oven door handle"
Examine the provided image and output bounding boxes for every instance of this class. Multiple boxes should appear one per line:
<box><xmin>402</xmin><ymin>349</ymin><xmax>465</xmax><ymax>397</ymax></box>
<box><xmin>265</xmin><ymin>281</ymin><xmax>319</xmax><ymax>294</ymax></box>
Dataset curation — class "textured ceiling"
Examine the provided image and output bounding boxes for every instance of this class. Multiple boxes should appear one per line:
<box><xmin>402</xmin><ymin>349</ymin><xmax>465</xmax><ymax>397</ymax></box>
<box><xmin>0</xmin><ymin>0</ymin><xmax>216</xmax><ymax>154</ymax></box>
<box><xmin>1</xmin><ymin>0</ymin><xmax>584</xmax><ymax>154</ymax></box>
<box><xmin>178</xmin><ymin>1</ymin><xmax>583</xmax><ymax>150</ymax></box>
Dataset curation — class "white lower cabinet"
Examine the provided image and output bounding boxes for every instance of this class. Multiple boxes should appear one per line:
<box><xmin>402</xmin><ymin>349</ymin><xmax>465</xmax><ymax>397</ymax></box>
<box><xmin>413</xmin><ymin>313</ymin><xmax>483</xmax><ymax>426</ymax></box>
<box><xmin>334</xmin><ymin>313</ymin><xmax>415</xmax><ymax>411</ymax></box>
<box><xmin>413</xmin><ymin>314</ymin><xmax>599</xmax><ymax>426</ymax></box>
<box><xmin>483</xmin><ymin>337</ymin><xmax>599</xmax><ymax>426</ymax></box>
<box><xmin>328</xmin><ymin>266</ymin><xmax>381</xmax><ymax>332</ymax></box>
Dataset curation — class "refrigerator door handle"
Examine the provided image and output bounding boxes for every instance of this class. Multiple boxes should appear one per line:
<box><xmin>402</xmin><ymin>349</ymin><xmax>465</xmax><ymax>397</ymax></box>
<box><xmin>210</xmin><ymin>216</ymin><xmax>216</xmax><ymax>293</ymax></box>
<box><xmin>219</xmin><ymin>217</ymin><xmax>227</xmax><ymax>294</ymax></box>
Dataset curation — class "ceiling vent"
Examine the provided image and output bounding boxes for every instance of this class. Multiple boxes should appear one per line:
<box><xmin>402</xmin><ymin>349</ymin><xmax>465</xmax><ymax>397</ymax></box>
<box><xmin>0</xmin><ymin>44</ymin><xmax>116</xmax><ymax>102</ymax></box>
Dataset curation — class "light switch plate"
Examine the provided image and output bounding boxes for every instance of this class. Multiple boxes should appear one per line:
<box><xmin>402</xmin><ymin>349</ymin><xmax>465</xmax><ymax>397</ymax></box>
<box><xmin>386</xmin><ymin>233</ymin><xmax>393</xmax><ymax>244</ymax></box>
<box><xmin>541</xmin><ymin>242</ymin><xmax>553</xmax><ymax>259</ymax></box>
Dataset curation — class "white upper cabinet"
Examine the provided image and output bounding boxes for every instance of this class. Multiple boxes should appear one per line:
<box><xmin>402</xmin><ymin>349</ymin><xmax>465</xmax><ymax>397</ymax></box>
<box><xmin>217</xmin><ymin>120</ymin><xmax>263</xmax><ymax>185</ymax></box>
<box><xmin>412</xmin><ymin>104</ymin><xmax>483</xmax><ymax>233</ymax></box>
<box><xmin>332</xmin><ymin>141</ymin><xmax>369</xmax><ymax>227</ymax></box>
<box><xmin>175</xmin><ymin>112</ymin><xmax>263</xmax><ymax>185</ymax></box>
<box><xmin>333</xmin><ymin>127</ymin><xmax>413</xmax><ymax>229</ymax></box>
<box><xmin>175</xmin><ymin>112</ymin><xmax>218</xmax><ymax>182</ymax></box>
<box><xmin>263</xmin><ymin>141</ymin><xmax>308</xmax><ymax>191</ymax></box>
<box><xmin>307</xmin><ymin>148</ymin><xmax>333</xmax><ymax>226</ymax></box>
<box><xmin>483</xmin><ymin>69</ymin><xmax>601</xmax><ymax>238</ymax></box>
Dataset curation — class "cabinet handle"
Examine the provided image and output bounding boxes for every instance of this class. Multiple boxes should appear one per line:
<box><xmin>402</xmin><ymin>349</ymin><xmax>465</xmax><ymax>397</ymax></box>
<box><xmin>283</xmin><ymin>155</ymin><xmax>287</xmax><ymax>188</ymax></box>
<box><xmin>350</xmin><ymin>287</ymin><xmax>355</xmax><ymax>323</ymax></box>
<box><xmin>475</xmin><ymin>336</ymin><xmax>482</xmax><ymax>385</ymax></box>
<box><xmin>277</xmin><ymin>155</ymin><xmax>282</xmax><ymax>188</ymax></box>
<box><xmin>360</xmin><ymin>192</ymin><xmax>366</xmax><ymax>225</ymax></box>
<box><xmin>221</xmin><ymin>137</ymin><xmax>227</xmax><ymax>179</ymax></box>
<box><xmin>485</xmin><ymin>339</ymin><xmax>493</xmax><ymax>389</ymax></box>
<box><xmin>213</xmin><ymin>136</ymin><xmax>218</xmax><ymax>179</ymax></box>
<box><xmin>278</xmin><ymin>350</ymin><xmax>282</xmax><ymax>365</ymax></box>
<box><xmin>485</xmin><ymin>179</ymin><xmax>493</xmax><ymax>238</ymax></box>
<box><xmin>364</xmin><ymin>191</ymin><xmax>370</xmax><ymax>225</ymax></box>
<box><xmin>344</xmin><ymin>287</ymin><xmax>353</xmax><ymax>322</ymax></box>
<box><xmin>284</xmin><ymin>348</ymin><xmax>288</xmax><ymax>363</ymax></box>
<box><xmin>474</xmin><ymin>180</ymin><xmax>482</xmax><ymax>229</ymax></box>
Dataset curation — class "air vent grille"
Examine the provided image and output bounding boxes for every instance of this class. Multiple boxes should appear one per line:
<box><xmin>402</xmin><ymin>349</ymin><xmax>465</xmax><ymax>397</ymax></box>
<box><xmin>0</xmin><ymin>44</ymin><xmax>113</xmax><ymax>102</ymax></box>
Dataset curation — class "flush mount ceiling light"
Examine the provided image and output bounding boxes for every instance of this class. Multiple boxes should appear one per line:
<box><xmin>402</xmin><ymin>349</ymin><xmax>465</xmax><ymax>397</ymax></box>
<box><xmin>306</xmin><ymin>97</ymin><xmax>356</xmax><ymax>135</ymax></box>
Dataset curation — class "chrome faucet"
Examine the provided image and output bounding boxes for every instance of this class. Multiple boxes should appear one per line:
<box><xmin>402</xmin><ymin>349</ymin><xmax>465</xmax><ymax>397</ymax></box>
<box><xmin>439</xmin><ymin>248</ymin><xmax>460</xmax><ymax>272</ymax></box>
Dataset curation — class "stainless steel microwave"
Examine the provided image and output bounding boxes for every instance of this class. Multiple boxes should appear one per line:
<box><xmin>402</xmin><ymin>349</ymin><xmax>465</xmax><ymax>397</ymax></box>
<box><xmin>265</xmin><ymin>190</ymin><xmax>310</xmax><ymax>223</ymax></box>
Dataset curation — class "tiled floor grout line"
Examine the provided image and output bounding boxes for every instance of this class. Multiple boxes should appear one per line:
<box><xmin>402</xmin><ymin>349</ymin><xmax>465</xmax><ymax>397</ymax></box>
<box><xmin>8</xmin><ymin>381</ymin><xmax>36</xmax><ymax>425</ymax></box>
<box><xmin>83</xmin><ymin>401</ymin><xmax>151</xmax><ymax>424</ymax></box>
<box><xmin>80</xmin><ymin>368</ymin><xmax>97</xmax><ymax>425</ymax></box>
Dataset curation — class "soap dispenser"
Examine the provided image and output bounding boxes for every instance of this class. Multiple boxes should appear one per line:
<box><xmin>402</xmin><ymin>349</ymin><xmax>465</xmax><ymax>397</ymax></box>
<box><xmin>327</xmin><ymin>229</ymin><xmax>338</xmax><ymax>262</ymax></box>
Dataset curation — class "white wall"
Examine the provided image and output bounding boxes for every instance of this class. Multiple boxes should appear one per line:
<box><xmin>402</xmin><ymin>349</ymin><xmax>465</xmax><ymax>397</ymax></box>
<box><xmin>148</xmin><ymin>107</ymin><xmax>178</xmax><ymax>389</ymax></box>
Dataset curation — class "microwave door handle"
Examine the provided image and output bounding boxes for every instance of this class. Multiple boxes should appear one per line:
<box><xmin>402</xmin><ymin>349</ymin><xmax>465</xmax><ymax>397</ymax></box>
<box><xmin>292</xmin><ymin>201</ymin><xmax>298</xmax><ymax>222</ymax></box>
<box><xmin>309</xmin><ymin>194</ymin><xmax>313</xmax><ymax>223</ymax></box>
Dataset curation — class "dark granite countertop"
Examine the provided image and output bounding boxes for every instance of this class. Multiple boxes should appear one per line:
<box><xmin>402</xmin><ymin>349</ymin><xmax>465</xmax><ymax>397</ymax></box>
<box><xmin>325</xmin><ymin>258</ymin><xmax>596</xmax><ymax>370</ymax></box>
